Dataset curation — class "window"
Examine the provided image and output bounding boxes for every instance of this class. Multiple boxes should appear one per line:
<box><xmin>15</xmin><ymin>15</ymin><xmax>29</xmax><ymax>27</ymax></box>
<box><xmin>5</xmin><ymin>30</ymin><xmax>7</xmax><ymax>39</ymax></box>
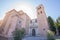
<box><xmin>40</xmin><ymin>11</ymin><xmax>42</xmax><ymax>14</ymax></box>
<box><xmin>15</xmin><ymin>28</ymin><xmax>18</xmax><ymax>30</ymax></box>
<box><xmin>40</xmin><ymin>7</ymin><xmax>41</xmax><ymax>9</ymax></box>
<box><xmin>38</xmin><ymin>11</ymin><xmax>42</xmax><ymax>15</ymax></box>
<box><xmin>30</xmin><ymin>20</ymin><xmax>32</xmax><ymax>23</ymax></box>
<box><xmin>43</xmin><ymin>28</ymin><xmax>45</xmax><ymax>30</ymax></box>
<box><xmin>19</xmin><ymin>21</ymin><xmax>21</xmax><ymax>23</ymax></box>
<box><xmin>2</xmin><ymin>28</ymin><xmax>4</xmax><ymax>32</ymax></box>
<box><xmin>38</xmin><ymin>7</ymin><xmax>41</xmax><ymax>10</ymax></box>
<box><xmin>35</xmin><ymin>19</ymin><xmax>37</xmax><ymax>23</ymax></box>
<box><xmin>38</xmin><ymin>12</ymin><xmax>40</xmax><ymax>15</ymax></box>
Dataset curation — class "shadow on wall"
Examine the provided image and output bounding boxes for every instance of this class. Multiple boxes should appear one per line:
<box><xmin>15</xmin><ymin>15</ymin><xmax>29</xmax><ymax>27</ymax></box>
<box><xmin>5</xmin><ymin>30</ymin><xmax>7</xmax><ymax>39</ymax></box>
<box><xmin>0</xmin><ymin>36</ymin><xmax>8</xmax><ymax>40</ymax></box>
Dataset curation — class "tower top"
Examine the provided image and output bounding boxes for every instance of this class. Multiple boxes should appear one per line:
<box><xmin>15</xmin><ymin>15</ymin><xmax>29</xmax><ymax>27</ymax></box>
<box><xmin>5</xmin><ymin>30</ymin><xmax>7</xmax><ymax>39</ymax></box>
<box><xmin>37</xmin><ymin>4</ymin><xmax>44</xmax><ymax>10</ymax></box>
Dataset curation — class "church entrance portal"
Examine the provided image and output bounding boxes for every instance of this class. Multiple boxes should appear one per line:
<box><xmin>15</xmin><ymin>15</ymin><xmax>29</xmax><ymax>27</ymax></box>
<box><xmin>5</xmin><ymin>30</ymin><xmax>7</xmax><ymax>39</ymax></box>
<box><xmin>32</xmin><ymin>29</ymin><xmax>36</xmax><ymax>36</ymax></box>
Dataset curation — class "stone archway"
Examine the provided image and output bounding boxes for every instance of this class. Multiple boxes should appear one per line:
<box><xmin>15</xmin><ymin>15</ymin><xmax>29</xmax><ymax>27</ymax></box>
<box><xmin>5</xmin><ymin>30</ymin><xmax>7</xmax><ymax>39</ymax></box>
<box><xmin>32</xmin><ymin>29</ymin><xmax>36</xmax><ymax>36</ymax></box>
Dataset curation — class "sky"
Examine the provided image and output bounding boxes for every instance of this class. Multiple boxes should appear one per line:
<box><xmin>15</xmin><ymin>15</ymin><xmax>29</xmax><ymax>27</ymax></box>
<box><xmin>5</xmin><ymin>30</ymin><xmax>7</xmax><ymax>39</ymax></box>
<box><xmin>0</xmin><ymin>0</ymin><xmax>60</xmax><ymax>20</ymax></box>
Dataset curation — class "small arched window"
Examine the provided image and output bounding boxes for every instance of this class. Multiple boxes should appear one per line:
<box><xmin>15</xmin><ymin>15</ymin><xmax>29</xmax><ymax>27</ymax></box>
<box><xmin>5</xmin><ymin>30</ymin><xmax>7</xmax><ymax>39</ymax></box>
<box><xmin>30</xmin><ymin>20</ymin><xmax>32</xmax><ymax>23</ymax></box>
<box><xmin>40</xmin><ymin>11</ymin><xmax>42</xmax><ymax>14</ymax></box>
<box><xmin>35</xmin><ymin>19</ymin><xmax>37</xmax><ymax>23</ymax></box>
<box><xmin>40</xmin><ymin>7</ymin><xmax>41</xmax><ymax>9</ymax></box>
<box><xmin>43</xmin><ymin>28</ymin><xmax>45</xmax><ymax>31</ymax></box>
<box><xmin>38</xmin><ymin>12</ymin><xmax>40</xmax><ymax>15</ymax></box>
<box><xmin>19</xmin><ymin>21</ymin><xmax>21</xmax><ymax>23</ymax></box>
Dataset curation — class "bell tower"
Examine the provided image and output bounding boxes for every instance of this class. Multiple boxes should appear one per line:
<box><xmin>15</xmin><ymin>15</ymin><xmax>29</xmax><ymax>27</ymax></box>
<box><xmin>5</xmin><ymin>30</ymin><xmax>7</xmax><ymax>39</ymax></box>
<box><xmin>37</xmin><ymin>4</ymin><xmax>49</xmax><ymax>36</ymax></box>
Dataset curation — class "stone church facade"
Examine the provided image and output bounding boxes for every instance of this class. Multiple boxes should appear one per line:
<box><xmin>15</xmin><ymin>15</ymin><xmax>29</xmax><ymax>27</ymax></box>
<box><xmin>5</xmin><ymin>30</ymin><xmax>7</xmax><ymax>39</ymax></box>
<box><xmin>28</xmin><ymin>4</ymin><xmax>49</xmax><ymax>36</ymax></box>
<box><xmin>0</xmin><ymin>4</ymin><xmax>49</xmax><ymax>38</ymax></box>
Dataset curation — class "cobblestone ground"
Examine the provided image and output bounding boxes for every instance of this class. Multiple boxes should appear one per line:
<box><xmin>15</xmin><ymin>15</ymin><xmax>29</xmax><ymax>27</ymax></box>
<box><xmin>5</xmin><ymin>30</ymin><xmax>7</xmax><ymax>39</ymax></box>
<box><xmin>22</xmin><ymin>36</ymin><xmax>47</xmax><ymax>40</ymax></box>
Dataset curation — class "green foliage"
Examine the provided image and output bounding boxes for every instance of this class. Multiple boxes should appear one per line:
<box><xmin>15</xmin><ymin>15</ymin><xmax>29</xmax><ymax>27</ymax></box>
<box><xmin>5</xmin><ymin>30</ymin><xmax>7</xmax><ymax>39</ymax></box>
<box><xmin>56</xmin><ymin>16</ymin><xmax>60</xmax><ymax>35</ymax></box>
<box><xmin>13</xmin><ymin>28</ymin><xmax>25</xmax><ymax>40</ymax></box>
<box><xmin>48</xmin><ymin>16</ymin><xmax>56</xmax><ymax>34</ymax></box>
<box><xmin>47</xmin><ymin>30</ymin><xmax>55</xmax><ymax>40</ymax></box>
<box><xmin>57</xmin><ymin>17</ymin><xmax>60</xmax><ymax>26</ymax></box>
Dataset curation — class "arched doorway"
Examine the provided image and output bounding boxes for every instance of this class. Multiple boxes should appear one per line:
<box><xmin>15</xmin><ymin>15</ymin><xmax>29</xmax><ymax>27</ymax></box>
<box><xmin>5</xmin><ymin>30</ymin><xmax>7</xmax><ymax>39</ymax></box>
<box><xmin>32</xmin><ymin>29</ymin><xmax>36</xmax><ymax>36</ymax></box>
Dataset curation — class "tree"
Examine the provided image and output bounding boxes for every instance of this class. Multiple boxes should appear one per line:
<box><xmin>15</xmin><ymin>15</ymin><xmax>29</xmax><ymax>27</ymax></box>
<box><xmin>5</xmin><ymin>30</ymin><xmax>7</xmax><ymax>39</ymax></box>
<box><xmin>47</xmin><ymin>30</ymin><xmax>55</xmax><ymax>40</ymax></box>
<box><xmin>48</xmin><ymin>16</ymin><xmax>56</xmax><ymax>34</ymax></box>
<box><xmin>56</xmin><ymin>16</ymin><xmax>60</xmax><ymax>35</ymax></box>
<box><xmin>13</xmin><ymin>28</ymin><xmax>25</xmax><ymax>40</ymax></box>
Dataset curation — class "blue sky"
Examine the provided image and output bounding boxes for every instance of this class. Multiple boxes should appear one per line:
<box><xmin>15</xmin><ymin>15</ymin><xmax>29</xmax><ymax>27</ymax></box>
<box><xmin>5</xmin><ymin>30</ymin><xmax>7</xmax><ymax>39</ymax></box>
<box><xmin>0</xmin><ymin>0</ymin><xmax>60</xmax><ymax>20</ymax></box>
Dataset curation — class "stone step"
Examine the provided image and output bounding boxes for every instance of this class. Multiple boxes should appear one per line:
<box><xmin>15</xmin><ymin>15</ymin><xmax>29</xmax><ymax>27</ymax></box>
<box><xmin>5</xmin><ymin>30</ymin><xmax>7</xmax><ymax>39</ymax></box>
<box><xmin>22</xmin><ymin>36</ymin><xmax>47</xmax><ymax>40</ymax></box>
